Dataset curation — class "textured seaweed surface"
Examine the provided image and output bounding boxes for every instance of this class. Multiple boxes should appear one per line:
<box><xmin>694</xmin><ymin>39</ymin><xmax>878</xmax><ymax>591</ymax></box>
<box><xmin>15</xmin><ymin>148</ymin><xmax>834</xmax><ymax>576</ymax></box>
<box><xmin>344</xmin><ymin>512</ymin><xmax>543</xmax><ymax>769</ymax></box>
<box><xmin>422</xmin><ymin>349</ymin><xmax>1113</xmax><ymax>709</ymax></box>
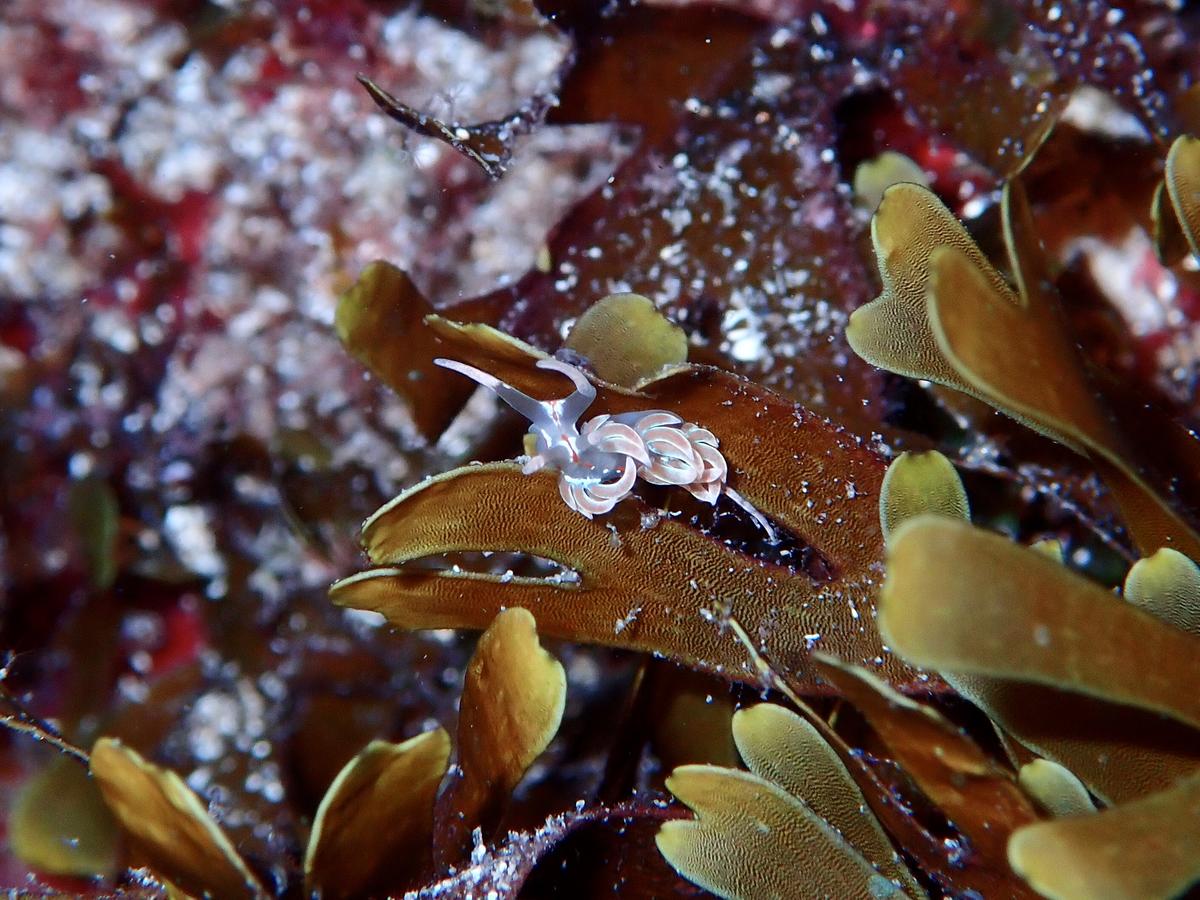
<box><xmin>3</xmin><ymin>1</ymin><xmax>1200</xmax><ymax>897</ymax></box>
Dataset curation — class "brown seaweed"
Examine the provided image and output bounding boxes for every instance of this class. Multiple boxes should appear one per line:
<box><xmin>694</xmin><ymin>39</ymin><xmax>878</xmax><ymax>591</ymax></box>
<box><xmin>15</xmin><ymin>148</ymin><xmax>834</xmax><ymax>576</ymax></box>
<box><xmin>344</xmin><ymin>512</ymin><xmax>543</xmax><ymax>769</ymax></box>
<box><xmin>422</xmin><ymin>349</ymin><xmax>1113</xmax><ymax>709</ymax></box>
<box><xmin>877</xmin><ymin>450</ymin><xmax>969</xmax><ymax>545</ymax></box>
<box><xmin>89</xmin><ymin>738</ymin><xmax>268</xmax><ymax>899</ymax></box>
<box><xmin>332</xmin><ymin>315</ymin><xmax>912</xmax><ymax>688</ymax></box>
<box><xmin>1009</xmin><ymin>770</ymin><xmax>1200</xmax><ymax>899</ymax></box>
<box><xmin>1152</xmin><ymin>134</ymin><xmax>1200</xmax><ymax>265</ymax></box>
<box><xmin>303</xmin><ymin>730</ymin><xmax>450</xmax><ymax>900</ymax></box>
<box><xmin>1124</xmin><ymin>547</ymin><xmax>1200</xmax><ymax>636</ymax></box>
<box><xmin>657</xmin><ymin>765</ymin><xmax>910</xmax><ymax>900</ymax></box>
<box><xmin>731</xmin><ymin>703</ymin><xmax>920</xmax><ymax>895</ymax></box>
<box><xmin>437</xmin><ymin>607</ymin><xmax>566</xmax><ymax>859</ymax></box>
<box><xmin>813</xmin><ymin>655</ymin><xmax>1042</xmax><ymax>886</ymax></box>
<box><xmin>880</xmin><ymin>516</ymin><xmax>1200</xmax><ymax>803</ymax></box>
<box><xmin>848</xmin><ymin>178</ymin><xmax>1200</xmax><ymax>558</ymax></box>
<box><xmin>1017</xmin><ymin>759</ymin><xmax>1096</xmax><ymax>819</ymax></box>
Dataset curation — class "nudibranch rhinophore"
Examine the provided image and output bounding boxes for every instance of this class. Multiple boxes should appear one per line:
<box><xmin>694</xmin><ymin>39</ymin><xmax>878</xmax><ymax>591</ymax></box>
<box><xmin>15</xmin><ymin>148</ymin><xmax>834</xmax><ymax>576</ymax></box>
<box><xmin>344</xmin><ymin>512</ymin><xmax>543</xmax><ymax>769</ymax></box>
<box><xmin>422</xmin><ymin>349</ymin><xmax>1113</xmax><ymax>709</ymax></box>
<box><xmin>435</xmin><ymin>356</ymin><xmax>774</xmax><ymax>539</ymax></box>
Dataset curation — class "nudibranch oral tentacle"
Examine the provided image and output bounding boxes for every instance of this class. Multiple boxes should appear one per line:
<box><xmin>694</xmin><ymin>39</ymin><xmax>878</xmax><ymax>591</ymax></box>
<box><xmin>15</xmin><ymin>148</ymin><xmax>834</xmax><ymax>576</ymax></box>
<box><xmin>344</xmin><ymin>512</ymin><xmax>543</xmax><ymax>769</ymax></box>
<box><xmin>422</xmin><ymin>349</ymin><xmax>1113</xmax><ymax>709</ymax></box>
<box><xmin>433</xmin><ymin>358</ymin><xmax>550</xmax><ymax>426</ymax></box>
<box><xmin>433</xmin><ymin>356</ymin><xmax>774</xmax><ymax>539</ymax></box>
<box><xmin>534</xmin><ymin>357</ymin><xmax>596</xmax><ymax>422</ymax></box>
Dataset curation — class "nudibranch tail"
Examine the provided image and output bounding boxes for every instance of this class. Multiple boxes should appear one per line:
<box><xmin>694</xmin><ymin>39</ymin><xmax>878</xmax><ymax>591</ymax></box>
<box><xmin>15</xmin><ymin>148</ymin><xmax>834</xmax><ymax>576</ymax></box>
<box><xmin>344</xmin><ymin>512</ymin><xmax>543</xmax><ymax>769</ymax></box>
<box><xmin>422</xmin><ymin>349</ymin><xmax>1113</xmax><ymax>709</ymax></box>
<box><xmin>724</xmin><ymin>486</ymin><xmax>778</xmax><ymax>543</ymax></box>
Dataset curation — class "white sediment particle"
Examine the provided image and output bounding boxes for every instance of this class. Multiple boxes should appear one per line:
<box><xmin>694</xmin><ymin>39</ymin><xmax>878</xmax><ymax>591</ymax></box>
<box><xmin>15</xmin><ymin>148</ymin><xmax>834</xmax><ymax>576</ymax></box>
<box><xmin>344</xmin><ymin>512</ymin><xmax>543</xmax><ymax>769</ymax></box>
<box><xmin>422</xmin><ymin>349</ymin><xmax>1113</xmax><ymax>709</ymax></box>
<box><xmin>163</xmin><ymin>504</ymin><xmax>225</xmax><ymax>581</ymax></box>
<box><xmin>614</xmin><ymin>606</ymin><xmax>642</xmax><ymax>635</ymax></box>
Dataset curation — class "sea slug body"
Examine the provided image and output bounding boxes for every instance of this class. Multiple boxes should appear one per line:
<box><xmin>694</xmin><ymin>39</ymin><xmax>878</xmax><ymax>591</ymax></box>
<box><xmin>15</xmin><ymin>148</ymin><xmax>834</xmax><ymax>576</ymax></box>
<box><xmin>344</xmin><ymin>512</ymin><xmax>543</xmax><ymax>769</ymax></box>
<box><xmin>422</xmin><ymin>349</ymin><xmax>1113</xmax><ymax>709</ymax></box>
<box><xmin>434</xmin><ymin>356</ymin><xmax>769</xmax><ymax>536</ymax></box>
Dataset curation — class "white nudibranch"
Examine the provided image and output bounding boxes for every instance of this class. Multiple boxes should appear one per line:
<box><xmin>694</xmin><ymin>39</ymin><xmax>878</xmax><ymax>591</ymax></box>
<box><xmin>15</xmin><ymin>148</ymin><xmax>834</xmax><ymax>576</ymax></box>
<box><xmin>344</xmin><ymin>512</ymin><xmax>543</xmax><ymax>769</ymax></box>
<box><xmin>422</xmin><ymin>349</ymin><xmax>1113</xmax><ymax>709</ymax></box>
<box><xmin>434</xmin><ymin>356</ymin><xmax>774</xmax><ymax>538</ymax></box>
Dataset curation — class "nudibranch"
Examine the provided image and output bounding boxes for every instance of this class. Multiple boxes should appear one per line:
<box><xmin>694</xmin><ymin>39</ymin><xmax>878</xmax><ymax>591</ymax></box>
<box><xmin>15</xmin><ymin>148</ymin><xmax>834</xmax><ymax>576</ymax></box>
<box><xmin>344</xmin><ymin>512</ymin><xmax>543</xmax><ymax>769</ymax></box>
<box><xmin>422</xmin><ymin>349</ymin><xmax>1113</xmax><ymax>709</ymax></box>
<box><xmin>435</xmin><ymin>356</ymin><xmax>774</xmax><ymax>538</ymax></box>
